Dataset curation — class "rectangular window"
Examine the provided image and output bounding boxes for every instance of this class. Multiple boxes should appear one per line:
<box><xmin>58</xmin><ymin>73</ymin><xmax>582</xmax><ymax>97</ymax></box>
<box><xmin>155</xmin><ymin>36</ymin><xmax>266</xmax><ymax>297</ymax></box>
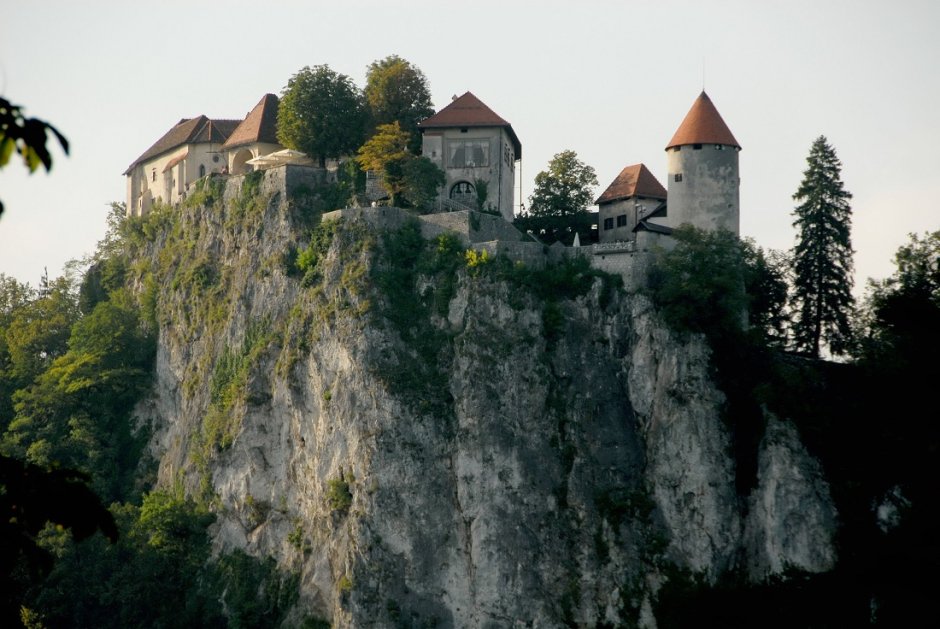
<box><xmin>603</xmin><ymin>217</ymin><xmax>614</xmax><ymax>230</ymax></box>
<box><xmin>693</xmin><ymin>143</ymin><xmax>702</xmax><ymax>150</ymax></box>
<box><xmin>448</xmin><ymin>140</ymin><xmax>490</xmax><ymax>168</ymax></box>
<box><xmin>616</xmin><ymin>214</ymin><xmax>627</xmax><ymax>227</ymax></box>
<box><xmin>504</xmin><ymin>144</ymin><xmax>513</xmax><ymax>166</ymax></box>
<box><xmin>674</xmin><ymin>173</ymin><xmax>683</xmax><ymax>182</ymax></box>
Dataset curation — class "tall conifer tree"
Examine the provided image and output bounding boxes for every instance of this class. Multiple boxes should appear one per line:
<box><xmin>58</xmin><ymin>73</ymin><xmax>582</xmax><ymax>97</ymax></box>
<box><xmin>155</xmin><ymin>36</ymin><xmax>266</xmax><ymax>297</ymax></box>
<box><xmin>790</xmin><ymin>135</ymin><xmax>855</xmax><ymax>357</ymax></box>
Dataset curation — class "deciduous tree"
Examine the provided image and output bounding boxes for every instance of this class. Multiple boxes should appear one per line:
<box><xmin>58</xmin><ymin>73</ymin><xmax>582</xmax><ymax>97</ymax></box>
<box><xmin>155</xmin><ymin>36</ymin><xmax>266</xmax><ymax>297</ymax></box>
<box><xmin>356</xmin><ymin>122</ymin><xmax>410</xmax><ymax>204</ymax></box>
<box><xmin>401</xmin><ymin>156</ymin><xmax>446</xmax><ymax>210</ymax></box>
<box><xmin>364</xmin><ymin>55</ymin><xmax>434</xmax><ymax>153</ymax></box>
<box><xmin>357</xmin><ymin>122</ymin><xmax>444</xmax><ymax>209</ymax></box>
<box><xmin>528</xmin><ymin>149</ymin><xmax>597</xmax><ymax>218</ymax></box>
<box><xmin>790</xmin><ymin>136</ymin><xmax>855</xmax><ymax>357</ymax></box>
<box><xmin>648</xmin><ymin>225</ymin><xmax>748</xmax><ymax>339</ymax></box>
<box><xmin>516</xmin><ymin>150</ymin><xmax>597</xmax><ymax>244</ymax></box>
<box><xmin>860</xmin><ymin>230</ymin><xmax>939</xmax><ymax>361</ymax></box>
<box><xmin>277</xmin><ymin>65</ymin><xmax>366</xmax><ymax>168</ymax></box>
<box><xmin>0</xmin><ymin>97</ymin><xmax>69</xmax><ymax>216</ymax></box>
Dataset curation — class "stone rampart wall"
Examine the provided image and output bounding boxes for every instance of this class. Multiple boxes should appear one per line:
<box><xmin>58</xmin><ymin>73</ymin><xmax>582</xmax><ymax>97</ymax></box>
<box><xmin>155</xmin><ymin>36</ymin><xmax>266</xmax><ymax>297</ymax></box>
<box><xmin>225</xmin><ymin>164</ymin><xmax>335</xmax><ymax>205</ymax></box>
<box><xmin>322</xmin><ymin>206</ymin><xmax>652</xmax><ymax>290</ymax></box>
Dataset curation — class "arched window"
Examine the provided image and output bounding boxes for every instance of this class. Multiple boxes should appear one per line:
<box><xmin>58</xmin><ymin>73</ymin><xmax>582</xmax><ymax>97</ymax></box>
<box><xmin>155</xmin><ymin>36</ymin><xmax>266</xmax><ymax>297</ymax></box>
<box><xmin>449</xmin><ymin>181</ymin><xmax>476</xmax><ymax>205</ymax></box>
<box><xmin>199</xmin><ymin>164</ymin><xmax>206</xmax><ymax>178</ymax></box>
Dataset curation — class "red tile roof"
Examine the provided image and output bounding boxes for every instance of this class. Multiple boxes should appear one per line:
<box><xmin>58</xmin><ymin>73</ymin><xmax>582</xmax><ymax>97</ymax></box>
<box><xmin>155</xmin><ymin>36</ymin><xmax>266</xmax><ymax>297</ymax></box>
<box><xmin>595</xmin><ymin>163</ymin><xmax>667</xmax><ymax>204</ymax></box>
<box><xmin>222</xmin><ymin>93</ymin><xmax>280</xmax><ymax>150</ymax></box>
<box><xmin>124</xmin><ymin>115</ymin><xmax>240</xmax><ymax>174</ymax></box>
<box><xmin>666</xmin><ymin>91</ymin><xmax>740</xmax><ymax>150</ymax></box>
<box><xmin>418</xmin><ymin>91</ymin><xmax>521</xmax><ymax>158</ymax></box>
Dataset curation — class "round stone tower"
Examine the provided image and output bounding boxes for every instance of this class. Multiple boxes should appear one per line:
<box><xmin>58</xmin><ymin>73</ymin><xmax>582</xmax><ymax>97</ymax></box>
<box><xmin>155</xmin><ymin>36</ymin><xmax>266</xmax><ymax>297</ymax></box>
<box><xmin>664</xmin><ymin>92</ymin><xmax>741</xmax><ymax>235</ymax></box>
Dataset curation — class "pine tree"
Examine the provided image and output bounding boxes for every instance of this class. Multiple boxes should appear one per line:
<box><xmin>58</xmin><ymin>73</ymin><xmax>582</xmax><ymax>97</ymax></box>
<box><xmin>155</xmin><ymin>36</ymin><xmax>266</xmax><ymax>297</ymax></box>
<box><xmin>790</xmin><ymin>135</ymin><xmax>855</xmax><ymax>357</ymax></box>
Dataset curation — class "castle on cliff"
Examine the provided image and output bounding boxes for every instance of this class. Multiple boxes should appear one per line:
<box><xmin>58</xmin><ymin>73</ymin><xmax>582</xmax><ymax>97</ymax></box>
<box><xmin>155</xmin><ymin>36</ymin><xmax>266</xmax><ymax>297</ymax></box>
<box><xmin>123</xmin><ymin>90</ymin><xmax>740</xmax><ymax>286</ymax></box>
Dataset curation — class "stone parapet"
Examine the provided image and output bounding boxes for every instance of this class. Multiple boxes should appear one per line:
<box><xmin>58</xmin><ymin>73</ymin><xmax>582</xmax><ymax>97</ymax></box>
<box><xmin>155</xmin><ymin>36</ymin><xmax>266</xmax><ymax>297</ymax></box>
<box><xmin>323</xmin><ymin>205</ymin><xmax>651</xmax><ymax>291</ymax></box>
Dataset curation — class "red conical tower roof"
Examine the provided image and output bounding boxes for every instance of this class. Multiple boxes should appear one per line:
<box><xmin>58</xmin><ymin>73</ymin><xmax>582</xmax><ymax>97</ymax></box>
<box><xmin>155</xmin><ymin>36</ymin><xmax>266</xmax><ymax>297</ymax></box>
<box><xmin>666</xmin><ymin>92</ymin><xmax>740</xmax><ymax>150</ymax></box>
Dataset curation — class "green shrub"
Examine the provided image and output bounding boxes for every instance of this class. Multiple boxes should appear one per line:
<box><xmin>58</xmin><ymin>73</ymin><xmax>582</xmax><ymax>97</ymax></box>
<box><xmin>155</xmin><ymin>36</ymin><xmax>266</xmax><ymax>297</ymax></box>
<box><xmin>464</xmin><ymin>247</ymin><xmax>491</xmax><ymax>272</ymax></box>
<box><xmin>183</xmin><ymin>174</ymin><xmax>225</xmax><ymax>209</ymax></box>
<box><xmin>209</xmin><ymin>550</ymin><xmax>300</xmax><ymax>628</ymax></box>
<box><xmin>297</xmin><ymin>219</ymin><xmax>340</xmax><ymax>286</ymax></box>
<box><xmin>326</xmin><ymin>476</ymin><xmax>352</xmax><ymax>513</ymax></box>
<box><xmin>241</xmin><ymin>169</ymin><xmax>264</xmax><ymax>197</ymax></box>
<box><xmin>288</xmin><ymin>522</ymin><xmax>311</xmax><ymax>553</ymax></box>
<box><xmin>646</xmin><ymin>225</ymin><xmax>748</xmax><ymax>339</ymax></box>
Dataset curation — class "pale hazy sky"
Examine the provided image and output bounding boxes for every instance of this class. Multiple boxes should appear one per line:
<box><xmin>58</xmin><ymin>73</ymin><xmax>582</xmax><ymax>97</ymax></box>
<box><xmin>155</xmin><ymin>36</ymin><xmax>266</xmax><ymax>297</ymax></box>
<box><xmin>2</xmin><ymin>0</ymin><xmax>938</xmax><ymax>293</ymax></box>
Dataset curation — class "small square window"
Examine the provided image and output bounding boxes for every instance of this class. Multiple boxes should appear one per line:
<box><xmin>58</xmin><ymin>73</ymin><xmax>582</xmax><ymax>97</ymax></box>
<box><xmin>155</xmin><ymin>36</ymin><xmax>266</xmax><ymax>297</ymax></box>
<box><xmin>603</xmin><ymin>217</ymin><xmax>614</xmax><ymax>230</ymax></box>
<box><xmin>616</xmin><ymin>214</ymin><xmax>627</xmax><ymax>227</ymax></box>
<box><xmin>674</xmin><ymin>173</ymin><xmax>683</xmax><ymax>182</ymax></box>
<box><xmin>693</xmin><ymin>144</ymin><xmax>702</xmax><ymax>150</ymax></box>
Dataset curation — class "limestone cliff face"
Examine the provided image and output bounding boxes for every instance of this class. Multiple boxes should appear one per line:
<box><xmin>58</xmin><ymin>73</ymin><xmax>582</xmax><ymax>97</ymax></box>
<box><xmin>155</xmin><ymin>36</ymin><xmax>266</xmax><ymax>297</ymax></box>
<box><xmin>133</xmin><ymin>170</ymin><xmax>837</xmax><ymax>627</ymax></box>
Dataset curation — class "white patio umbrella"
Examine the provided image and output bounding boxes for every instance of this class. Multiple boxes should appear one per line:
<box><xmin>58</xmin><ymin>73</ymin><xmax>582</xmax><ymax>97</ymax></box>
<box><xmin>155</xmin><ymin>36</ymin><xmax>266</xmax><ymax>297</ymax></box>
<box><xmin>267</xmin><ymin>149</ymin><xmax>308</xmax><ymax>161</ymax></box>
<box><xmin>245</xmin><ymin>155</ymin><xmax>279</xmax><ymax>166</ymax></box>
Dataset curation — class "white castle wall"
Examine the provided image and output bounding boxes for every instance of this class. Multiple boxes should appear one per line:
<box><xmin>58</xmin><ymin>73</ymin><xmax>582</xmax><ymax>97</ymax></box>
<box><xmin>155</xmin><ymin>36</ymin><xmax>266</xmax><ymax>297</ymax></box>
<box><xmin>665</xmin><ymin>144</ymin><xmax>740</xmax><ymax>234</ymax></box>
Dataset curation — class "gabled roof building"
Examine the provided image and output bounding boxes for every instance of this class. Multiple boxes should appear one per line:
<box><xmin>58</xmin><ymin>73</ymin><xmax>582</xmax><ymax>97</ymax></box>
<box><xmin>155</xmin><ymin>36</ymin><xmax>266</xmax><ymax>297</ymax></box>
<box><xmin>124</xmin><ymin>94</ymin><xmax>283</xmax><ymax>216</ymax></box>
<box><xmin>596</xmin><ymin>91</ymin><xmax>740</xmax><ymax>244</ymax></box>
<box><xmin>418</xmin><ymin>92</ymin><xmax>521</xmax><ymax>221</ymax></box>
<box><xmin>596</xmin><ymin>163</ymin><xmax>667</xmax><ymax>242</ymax></box>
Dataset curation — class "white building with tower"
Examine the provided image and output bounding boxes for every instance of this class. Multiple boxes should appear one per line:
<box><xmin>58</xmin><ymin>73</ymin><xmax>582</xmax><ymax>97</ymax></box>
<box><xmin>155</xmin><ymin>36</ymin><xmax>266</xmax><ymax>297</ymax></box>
<box><xmin>596</xmin><ymin>91</ymin><xmax>741</xmax><ymax>246</ymax></box>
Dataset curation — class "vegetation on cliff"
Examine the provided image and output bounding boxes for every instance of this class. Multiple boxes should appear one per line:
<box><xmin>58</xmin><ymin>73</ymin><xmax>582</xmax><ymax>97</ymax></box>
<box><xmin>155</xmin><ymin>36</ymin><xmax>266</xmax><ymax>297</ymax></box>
<box><xmin>646</xmin><ymin>226</ymin><xmax>939</xmax><ymax>626</ymax></box>
<box><xmin>0</xmin><ymin>157</ymin><xmax>936</xmax><ymax>626</ymax></box>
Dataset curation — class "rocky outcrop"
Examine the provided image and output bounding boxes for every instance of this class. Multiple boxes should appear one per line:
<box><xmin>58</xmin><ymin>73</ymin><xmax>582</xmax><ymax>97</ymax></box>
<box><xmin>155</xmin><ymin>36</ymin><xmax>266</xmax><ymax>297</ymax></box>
<box><xmin>743</xmin><ymin>413</ymin><xmax>838</xmax><ymax>580</ymax></box>
<box><xmin>132</xmin><ymin>168</ymin><xmax>838</xmax><ymax>627</ymax></box>
<box><xmin>625</xmin><ymin>297</ymin><xmax>742</xmax><ymax>580</ymax></box>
